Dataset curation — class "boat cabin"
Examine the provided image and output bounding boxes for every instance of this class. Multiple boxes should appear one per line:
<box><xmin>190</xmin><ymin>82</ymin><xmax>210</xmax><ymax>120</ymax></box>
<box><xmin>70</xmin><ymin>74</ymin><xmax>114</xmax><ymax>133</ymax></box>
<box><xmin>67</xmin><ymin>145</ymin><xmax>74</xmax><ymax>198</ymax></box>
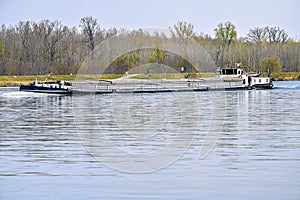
<box><xmin>31</xmin><ymin>80</ymin><xmax>72</xmax><ymax>90</ymax></box>
<box><xmin>218</xmin><ymin>66</ymin><xmax>273</xmax><ymax>89</ymax></box>
<box><xmin>249</xmin><ymin>77</ymin><xmax>273</xmax><ymax>89</ymax></box>
<box><xmin>219</xmin><ymin>68</ymin><xmax>245</xmax><ymax>78</ymax></box>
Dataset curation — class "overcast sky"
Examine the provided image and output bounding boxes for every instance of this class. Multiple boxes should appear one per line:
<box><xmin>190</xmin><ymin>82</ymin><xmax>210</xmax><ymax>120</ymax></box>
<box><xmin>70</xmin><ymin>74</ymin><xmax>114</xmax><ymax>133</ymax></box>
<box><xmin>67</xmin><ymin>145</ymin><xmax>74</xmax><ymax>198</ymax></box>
<box><xmin>0</xmin><ymin>0</ymin><xmax>299</xmax><ymax>40</ymax></box>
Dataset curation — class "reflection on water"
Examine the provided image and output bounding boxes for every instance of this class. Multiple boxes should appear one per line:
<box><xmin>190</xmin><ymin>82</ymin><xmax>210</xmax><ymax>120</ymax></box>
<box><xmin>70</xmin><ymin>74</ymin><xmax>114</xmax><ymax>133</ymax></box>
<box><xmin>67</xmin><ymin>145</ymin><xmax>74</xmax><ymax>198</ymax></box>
<box><xmin>1</xmin><ymin>82</ymin><xmax>300</xmax><ymax>200</ymax></box>
<box><xmin>73</xmin><ymin>91</ymin><xmax>226</xmax><ymax>172</ymax></box>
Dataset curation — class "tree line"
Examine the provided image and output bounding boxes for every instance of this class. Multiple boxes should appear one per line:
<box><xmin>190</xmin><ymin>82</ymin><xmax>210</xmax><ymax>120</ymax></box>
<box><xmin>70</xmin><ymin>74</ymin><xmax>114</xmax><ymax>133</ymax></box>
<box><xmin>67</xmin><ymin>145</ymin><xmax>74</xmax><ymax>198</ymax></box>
<box><xmin>0</xmin><ymin>16</ymin><xmax>299</xmax><ymax>76</ymax></box>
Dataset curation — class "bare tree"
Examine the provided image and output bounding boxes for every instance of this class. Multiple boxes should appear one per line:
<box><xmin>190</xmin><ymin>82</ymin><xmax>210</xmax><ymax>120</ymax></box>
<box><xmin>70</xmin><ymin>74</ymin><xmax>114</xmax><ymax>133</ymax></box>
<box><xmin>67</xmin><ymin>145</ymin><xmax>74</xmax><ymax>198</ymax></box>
<box><xmin>265</xmin><ymin>26</ymin><xmax>289</xmax><ymax>43</ymax></box>
<box><xmin>0</xmin><ymin>18</ymin><xmax>299</xmax><ymax>76</ymax></box>
<box><xmin>80</xmin><ymin>16</ymin><xmax>99</xmax><ymax>51</ymax></box>
<box><xmin>246</xmin><ymin>27</ymin><xmax>267</xmax><ymax>43</ymax></box>
<box><xmin>169</xmin><ymin>21</ymin><xmax>196</xmax><ymax>39</ymax></box>
<box><xmin>16</xmin><ymin>21</ymin><xmax>33</xmax><ymax>63</ymax></box>
<box><xmin>38</xmin><ymin>20</ymin><xmax>68</xmax><ymax>66</ymax></box>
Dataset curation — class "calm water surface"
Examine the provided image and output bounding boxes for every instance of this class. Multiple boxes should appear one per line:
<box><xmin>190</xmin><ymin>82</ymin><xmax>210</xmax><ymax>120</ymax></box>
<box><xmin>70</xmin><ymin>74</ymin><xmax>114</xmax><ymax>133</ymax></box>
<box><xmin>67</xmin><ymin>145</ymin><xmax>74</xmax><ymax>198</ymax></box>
<box><xmin>0</xmin><ymin>81</ymin><xmax>300</xmax><ymax>199</ymax></box>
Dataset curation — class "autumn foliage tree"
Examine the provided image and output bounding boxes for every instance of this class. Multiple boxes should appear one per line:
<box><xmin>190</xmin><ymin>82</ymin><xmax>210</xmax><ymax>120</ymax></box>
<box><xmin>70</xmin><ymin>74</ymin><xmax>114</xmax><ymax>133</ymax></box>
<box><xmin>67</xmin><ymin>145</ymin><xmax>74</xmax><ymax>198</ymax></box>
<box><xmin>214</xmin><ymin>22</ymin><xmax>237</xmax><ymax>67</ymax></box>
<box><xmin>261</xmin><ymin>57</ymin><xmax>281</xmax><ymax>77</ymax></box>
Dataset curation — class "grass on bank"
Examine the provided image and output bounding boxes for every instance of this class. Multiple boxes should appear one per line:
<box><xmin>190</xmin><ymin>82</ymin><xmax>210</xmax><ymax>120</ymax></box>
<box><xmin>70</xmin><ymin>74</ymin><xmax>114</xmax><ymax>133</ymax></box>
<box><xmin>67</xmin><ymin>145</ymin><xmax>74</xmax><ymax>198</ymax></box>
<box><xmin>269</xmin><ymin>72</ymin><xmax>300</xmax><ymax>81</ymax></box>
<box><xmin>0</xmin><ymin>75</ymin><xmax>76</xmax><ymax>87</ymax></box>
<box><xmin>0</xmin><ymin>73</ymin><xmax>211</xmax><ymax>87</ymax></box>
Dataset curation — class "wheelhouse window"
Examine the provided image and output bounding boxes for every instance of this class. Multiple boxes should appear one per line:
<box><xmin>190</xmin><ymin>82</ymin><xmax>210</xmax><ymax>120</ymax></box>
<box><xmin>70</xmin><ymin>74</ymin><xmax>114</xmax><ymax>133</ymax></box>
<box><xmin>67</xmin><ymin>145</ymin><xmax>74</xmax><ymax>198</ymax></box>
<box><xmin>221</xmin><ymin>68</ymin><xmax>238</xmax><ymax>75</ymax></box>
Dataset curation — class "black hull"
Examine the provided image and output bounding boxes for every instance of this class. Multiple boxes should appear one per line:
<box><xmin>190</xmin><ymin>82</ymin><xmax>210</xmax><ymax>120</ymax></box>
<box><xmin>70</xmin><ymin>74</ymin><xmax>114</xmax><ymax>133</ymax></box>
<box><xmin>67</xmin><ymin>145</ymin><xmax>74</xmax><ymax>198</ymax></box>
<box><xmin>251</xmin><ymin>83</ymin><xmax>273</xmax><ymax>90</ymax></box>
<box><xmin>19</xmin><ymin>85</ymin><xmax>72</xmax><ymax>95</ymax></box>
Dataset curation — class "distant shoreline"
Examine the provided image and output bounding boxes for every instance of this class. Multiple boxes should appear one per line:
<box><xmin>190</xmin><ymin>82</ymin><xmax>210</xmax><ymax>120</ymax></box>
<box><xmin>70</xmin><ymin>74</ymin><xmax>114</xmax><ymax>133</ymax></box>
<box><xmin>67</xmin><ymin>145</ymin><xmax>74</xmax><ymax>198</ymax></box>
<box><xmin>0</xmin><ymin>72</ymin><xmax>299</xmax><ymax>87</ymax></box>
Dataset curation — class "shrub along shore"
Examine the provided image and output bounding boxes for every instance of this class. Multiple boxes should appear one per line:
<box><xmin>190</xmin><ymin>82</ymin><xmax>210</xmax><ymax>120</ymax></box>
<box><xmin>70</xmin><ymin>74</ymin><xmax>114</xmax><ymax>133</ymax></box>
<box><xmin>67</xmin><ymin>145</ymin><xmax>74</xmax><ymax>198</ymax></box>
<box><xmin>0</xmin><ymin>72</ymin><xmax>299</xmax><ymax>87</ymax></box>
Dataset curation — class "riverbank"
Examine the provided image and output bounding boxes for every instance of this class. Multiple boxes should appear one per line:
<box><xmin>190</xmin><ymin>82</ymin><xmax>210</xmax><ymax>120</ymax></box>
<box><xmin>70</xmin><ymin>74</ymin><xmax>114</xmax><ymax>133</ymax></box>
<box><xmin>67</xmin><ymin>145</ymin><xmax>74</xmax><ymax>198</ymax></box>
<box><xmin>0</xmin><ymin>73</ymin><xmax>205</xmax><ymax>87</ymax></box>
<box><xmin>0</xmin><ymin>74</ymin><xmax>123</xmax><ymax>87</ymax></box>
<box><xmin>0</xmin><ymin>72</ymin><xmax>299</xmax><ymax>87</ymax></box>
<box><xmin>269</xmin><ymin>72</ymin><xmax>300</xmax><ymax>81</ymax></box>
<box><xmin>0</xmin><ymin>75</ymin><xmax>76</xmax><ymax>87</ymax></box>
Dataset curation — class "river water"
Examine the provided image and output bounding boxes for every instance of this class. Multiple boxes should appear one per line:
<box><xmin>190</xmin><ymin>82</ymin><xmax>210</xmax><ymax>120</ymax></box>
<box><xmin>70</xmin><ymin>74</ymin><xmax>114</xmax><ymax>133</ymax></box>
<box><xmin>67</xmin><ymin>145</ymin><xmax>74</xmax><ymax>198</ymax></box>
<box><xmin>0</xmin><ymin>81</ymin><xmax>300</xmax><ymax>199</ymax></box>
